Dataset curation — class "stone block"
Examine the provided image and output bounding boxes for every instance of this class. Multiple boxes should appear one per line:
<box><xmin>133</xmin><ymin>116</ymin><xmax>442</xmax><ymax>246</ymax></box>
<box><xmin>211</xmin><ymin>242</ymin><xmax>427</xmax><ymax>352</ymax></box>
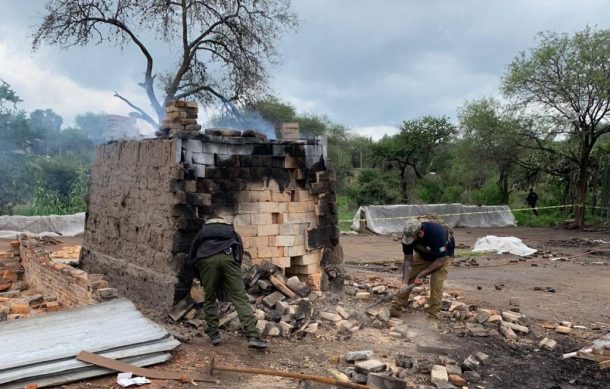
<box><xmin>320</xmin><ymin>312</ymin><xmax>342</xmax><ymax>322</ymax></box>
<box><xmin>555</xmin><ymin>325</ymin><xmax>571</xmax><ymax>334</ymax></box>
<box><xmin>346</xmin><ymin>350</ymin><xmax>373</xmax><ymax>362</ymax></box>
<box><xmin>367</xmin><ymin>373</ymin><xmax>408</xmax><ymax>389</ymax></box>
<box><xmin>499</xmin><ymin>323</ymin><xmax>518</xmax><ymax>340</ymax></box>
<box><xmin>262</xmin><ymin>291</ymin><xmax>285</xmax><ymax>308</ymax></box>
<box><xmin>463</xmin><ymin>371</ymin><xmax>480</xmax><ymax>383</ymax></box>
<box><xmin>271</xmin><ymin>257</ymin><xmax>291</xmax><ymax>268</ymax></box>
<box><xmin>191</xmin><ymin>152</ymin><xmax>215</xmax><ymax>165</ymax></box>
<box><xmin>288</xmin><ymin>263</ymin><xmax>320</xmax><ymax>275</ymax></box>
<box><xmin>291</xmin><ymin>252</ymin><xmax>321</xmax><ymax>266</ymax></box>
<box><xmin>336</xmin><ymin>306</ymin><xmax>350</xmax><ymax>320</ymax></box>
<box><xmin>462</xmin><ymin>355</ymin><xmax>480</xmax><ymax>371</ymax></box>
<box><xmin>251</xmin><ymin>213</ymin><xmax>273</xmax><ymax>225</ymax></box>
<box><xmin>473</xmin><ymin>352</ymin><xmax>489</xmax><ymax>365</ymax></box>
<box><xmin>279</xmin><ymin>321</ymin><xmax>294</xmax><ymax>337</ymax></box>
<box><xmin>539</xmin><ymin>337</ymin><xmax>557</xmax><ymax>351</ymax></box>
<box><xmin>286</xmin><ymin>276</ymin><xmax>311</xmax><ymax>297</ymax></box>
<box><xmin>431</xmin><ymin>365</ymin><xmax>449</xmax><ymax>384</ymax></box>
<box><xmin>274</xmin><ymin>235</ymin><xmax>295</xmax><ymax>247</ymax></box>
<box><xmin>500</xmin><ymin>320</ymin><xmax>529</xmax><ymax>334</ymax></box>
<box><xmin>287</xmin><ymin>245</ymin><xmax>307</xmax><ymax>257</ymax></box>
<box><xmin>257</xmin><ymin>224</ymin><xmax>280</xmax><ymax>236</ymax></box>
<box><xmin>355</xmin><ymin>359</ymin><xmax>386</xmax><ymax>374</ymax></box>
<box><xmin>304</xmin><ymin>322</ymin><xmax>318</xmax><ymax>333</ymax></box>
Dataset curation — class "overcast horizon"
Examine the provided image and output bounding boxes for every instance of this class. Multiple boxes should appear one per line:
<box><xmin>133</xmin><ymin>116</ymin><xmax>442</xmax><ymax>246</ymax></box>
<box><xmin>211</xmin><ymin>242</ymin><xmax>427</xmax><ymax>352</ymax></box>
<box><xmin>1</xmin><ymin>0</ymin><xmax>609</xmax><ymax>140</ymax></box>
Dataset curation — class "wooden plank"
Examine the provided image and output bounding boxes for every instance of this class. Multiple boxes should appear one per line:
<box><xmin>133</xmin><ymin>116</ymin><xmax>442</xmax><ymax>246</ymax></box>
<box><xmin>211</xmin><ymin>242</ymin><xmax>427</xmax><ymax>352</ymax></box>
<box><xmin>600</xmin><ymin>359</ymin><xmax>610</xmax><ymax>370</ymax></box>
<box><xmin>76</xmin><ymin>351</ymin><xmax>217</xmax><ymax>383</ymax></box>
<box><xmin>576</xmin><ymin>351</ymin><xmax>610</xmax><ymax>363</ymax></box>
<box><xmin>269</xmin><ymin>274</ymin><xmax>296</xmax><ymax>298</ymax></box>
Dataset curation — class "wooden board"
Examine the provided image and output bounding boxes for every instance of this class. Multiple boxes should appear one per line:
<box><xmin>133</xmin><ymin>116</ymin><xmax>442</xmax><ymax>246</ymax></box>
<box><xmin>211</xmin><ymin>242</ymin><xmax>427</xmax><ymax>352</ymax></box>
<box><xmin>76</xmin><ymin>351</ymin><xmax>218</xmax><ymax>383</ymax></box>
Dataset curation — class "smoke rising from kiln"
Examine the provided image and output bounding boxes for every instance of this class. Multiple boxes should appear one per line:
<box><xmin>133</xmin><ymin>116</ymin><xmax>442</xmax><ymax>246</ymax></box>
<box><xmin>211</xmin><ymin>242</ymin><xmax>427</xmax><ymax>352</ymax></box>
<box><xmin>210</xmin><ymin>100</ymin><xmax>276</xmax><ymax>139</ymax></box>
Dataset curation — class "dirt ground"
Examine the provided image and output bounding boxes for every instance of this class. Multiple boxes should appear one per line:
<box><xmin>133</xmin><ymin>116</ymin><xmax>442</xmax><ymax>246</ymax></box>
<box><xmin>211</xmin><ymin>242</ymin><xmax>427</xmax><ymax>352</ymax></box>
<box><xmin>3</xmin><ymin>226</ymin><xmax>609</xmax><ymax>388</ymax></box>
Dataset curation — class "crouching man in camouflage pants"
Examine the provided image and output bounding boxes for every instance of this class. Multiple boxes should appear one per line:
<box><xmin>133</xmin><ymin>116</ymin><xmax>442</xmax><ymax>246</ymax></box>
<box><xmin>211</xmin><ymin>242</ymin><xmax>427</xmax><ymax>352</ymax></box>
<box><xmin>175</xmin><ymin>217</ymin><xmax>267</xmax><ymax>349</ymax></box>
<box><xmin>390</xmin><ymin>218</ymin><xmax>455</xmax><ymax>328</ymax></box>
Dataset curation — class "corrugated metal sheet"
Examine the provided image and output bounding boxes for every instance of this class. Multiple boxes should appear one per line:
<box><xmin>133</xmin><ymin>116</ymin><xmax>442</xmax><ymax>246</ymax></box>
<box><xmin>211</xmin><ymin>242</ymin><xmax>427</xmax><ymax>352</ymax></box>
<box><xmin>5</xmin><ymin>353</ymin><xmax>172</xmax><ymax>389</ymax></box>
<box><xmin>0</xmin><ymin>298</ymin><xmax>180</xmax><ymax>387</ymax></box>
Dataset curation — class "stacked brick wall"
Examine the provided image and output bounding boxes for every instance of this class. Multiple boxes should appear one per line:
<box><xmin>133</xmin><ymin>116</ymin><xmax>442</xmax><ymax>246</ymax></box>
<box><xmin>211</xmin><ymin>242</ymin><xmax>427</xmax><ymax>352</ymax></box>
<box><xmin>177</xmin><ymin>134</ymin><xmax>343</xmax><ymax>291</ymax></box>
<box><xmin>20</xmin><ymin>239</ymin><xmax>117</xmax><ymax>307</ymax></box>
<box><xmin>80</xmin><ymin>139</ymin><xmax>183</xmax><ymax>309</ymax></box>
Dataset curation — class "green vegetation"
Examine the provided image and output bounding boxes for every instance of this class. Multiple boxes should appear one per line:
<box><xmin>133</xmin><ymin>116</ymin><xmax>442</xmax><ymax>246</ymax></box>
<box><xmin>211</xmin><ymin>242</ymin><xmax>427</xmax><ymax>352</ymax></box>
<box><xmin>0</xmin><ymin>81</ymin><xmax>100</xmax><ymax>216</ymax></box>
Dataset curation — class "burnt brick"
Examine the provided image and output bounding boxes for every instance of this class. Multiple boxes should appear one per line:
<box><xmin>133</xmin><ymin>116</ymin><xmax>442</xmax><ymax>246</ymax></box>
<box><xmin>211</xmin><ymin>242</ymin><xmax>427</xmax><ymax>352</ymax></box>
<box><xmin>251</xmin><ymin>167</ymin><xmax>271</xmax><ymax>181</ymax></box>
<box><xmin>212</xmin><ymin>203</ymin><xmax>237</xmax><ymax>215</ymax></box>
<box><xmin>211</xmin><ymin>191</ymin><xmax>239</xmax><ymax>204</ymax></box>
<box><xmin>216</xmin><ymin>179</ymin><xmax>244</xmax><ymax>192</ymax></box>
<box><xmin>270</xmin><ymin>168</ymin><xmax>291</xmax><ymax>191</ymax></box>
<box><xmin>271</xmin><ymin>157</ymin><xmax>285</xmax><ymax>168</ymax></box>
<box><xmin>215</xmin><ymin>154</ymin><xmax>240</xmax><ymax>167</ymax></box>
<box><xmin>251</xmin><ymin>144</ymin><xmax>273</xmax><ymax>155</ymax></box>
<box><xmin>196</xmin><ymin>179</ymin><xmax>218</xmax><ymax>193</ymax></box>
<box><xmin>308</xmin><ymin>225</ymin><xmax>335</xmax><ymax>249</ymax></box>
<box><xmin>186</xmin><ymin>193</ymin><xmax>212</xmax><ymax>206</ymax></box>
<box><xmin>204</xmin><ymin>168</ymin><xmax>228</xmax><ymax>179</ymax></box>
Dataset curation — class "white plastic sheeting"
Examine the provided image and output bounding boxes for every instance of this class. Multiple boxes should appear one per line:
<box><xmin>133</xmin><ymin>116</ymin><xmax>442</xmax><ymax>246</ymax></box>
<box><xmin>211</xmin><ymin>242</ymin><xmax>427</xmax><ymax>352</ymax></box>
<box><xmin>351</xmin><ymin>204</ymin><xmax>516</xmax><ymax>234</ymax></box>
<box><xmin>472</xmin><ymin>235</ymin><xmax>537</xmax><ymax>256</ymax></box>
<box><xmin>0</xmin><ymin>212</ymin><xmax>85</xmax><ymax>239</ymax></box>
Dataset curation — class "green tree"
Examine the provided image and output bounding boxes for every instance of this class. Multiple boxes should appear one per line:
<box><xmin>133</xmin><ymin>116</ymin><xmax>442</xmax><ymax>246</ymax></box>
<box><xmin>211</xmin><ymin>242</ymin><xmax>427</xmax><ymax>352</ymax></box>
<box><xmin>502</xmin><ymin>27</ymin><xmax>610</xmax><ymax>226</ymax></box>
<box><xmin>372</xmin><ymin>116</ymin><xmax>456</xmax><ymax>201</ymax></box>
<box><xmin>33</xmin><ymin>0</ymin><xmax>297</xmax><ymax>127</ymax></box>
<box><xmin>0</xmin><ymin>81</ymin><xmax>34</xmax><ymax>213</ymax></box>
<box><xmin>458</xmin><ymin>98</ymin><xmax>523</xmax><ymax>204</ymax></box>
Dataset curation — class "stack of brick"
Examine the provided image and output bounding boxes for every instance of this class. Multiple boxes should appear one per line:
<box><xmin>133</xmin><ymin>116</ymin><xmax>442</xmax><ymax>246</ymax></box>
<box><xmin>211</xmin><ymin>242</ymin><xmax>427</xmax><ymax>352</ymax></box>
<box><xmin>0</xmin><ymin>241</ymin><xmax>22</xmax><ymax>292</ymax></box>
<box><xmin>275</xmin><ymin>122</ymin><xmax>300</xmax><ymax>140</ymax></box>
<box><xmin>157</xmin><ymin>100</ymin><xmax>201</xmax><ymax>138</ymax></box>
<box><xmin>20</xmin><ymin>238</ymin><xmax>118</xmax><ymax>308</ymax></box>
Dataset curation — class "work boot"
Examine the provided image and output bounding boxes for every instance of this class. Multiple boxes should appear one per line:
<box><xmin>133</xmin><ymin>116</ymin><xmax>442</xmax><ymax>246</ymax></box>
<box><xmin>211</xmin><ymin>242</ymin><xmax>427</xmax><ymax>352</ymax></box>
<box><xmin>209</xmin><ymin>333</ymin><xmax>222</xmax><ymax>346</ymax></box>
<box><xmin>247</xmin><ymin>336</ymin><xmax>268</xmax><ymax>349</ymax></box>
<box><xmin>389</xmin><ymin>307</ymin><xmax>402</xmax><ymax>318</ymax></box>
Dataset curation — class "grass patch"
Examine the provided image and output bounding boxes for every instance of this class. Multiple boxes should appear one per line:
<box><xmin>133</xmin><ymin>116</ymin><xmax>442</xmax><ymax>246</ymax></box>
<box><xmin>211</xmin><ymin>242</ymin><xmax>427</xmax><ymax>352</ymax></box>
<box><xmin>337</xmin><ymin>195</ymin><xmax>356</xmax><ymax>231</ymax></box>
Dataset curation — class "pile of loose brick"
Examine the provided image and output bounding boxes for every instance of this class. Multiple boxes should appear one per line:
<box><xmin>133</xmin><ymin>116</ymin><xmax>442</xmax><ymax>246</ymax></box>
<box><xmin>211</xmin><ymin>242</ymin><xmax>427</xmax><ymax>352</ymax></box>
<box><xmin>0</xmin><ymin>237</ymin><xmax>119</xmax><ymax>322</ymax></box>
<box><xmin>0</xmin><ymin>241</ymin><xmax>20</xmax><ymax>292</ymax></box>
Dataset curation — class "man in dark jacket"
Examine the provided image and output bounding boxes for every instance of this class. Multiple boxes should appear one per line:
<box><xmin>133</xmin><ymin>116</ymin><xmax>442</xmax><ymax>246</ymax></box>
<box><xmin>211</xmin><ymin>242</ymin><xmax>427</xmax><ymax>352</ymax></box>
<box><xmin>390</xmin><ymin>218</ymin><xmax>455</xmax><ymax>328</ymax></box>
<box><xmin>175</xmin><ymin>217</ymin><xmax>267</xmax><ymax>349</ymax></box>
<box><xmin>526</xmin><ymin>188</ymin><xmax>539</xmax><ymax>216</ymax></box>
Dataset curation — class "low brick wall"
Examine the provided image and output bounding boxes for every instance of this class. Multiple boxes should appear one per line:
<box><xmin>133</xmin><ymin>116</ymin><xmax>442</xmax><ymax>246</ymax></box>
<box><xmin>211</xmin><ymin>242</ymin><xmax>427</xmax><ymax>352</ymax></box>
<box><xmin>20</xmin><ymin>239</ymin><xmax>117</xmax><ymax>308</ymax></box>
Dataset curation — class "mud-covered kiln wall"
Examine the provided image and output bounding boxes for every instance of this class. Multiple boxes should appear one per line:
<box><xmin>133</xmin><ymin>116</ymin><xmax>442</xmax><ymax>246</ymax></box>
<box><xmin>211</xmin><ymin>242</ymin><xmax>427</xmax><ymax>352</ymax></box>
<box><xmin>80</xmin><ymin>139</ymin><xmax>183</xmax><ymax>309</ymax></box>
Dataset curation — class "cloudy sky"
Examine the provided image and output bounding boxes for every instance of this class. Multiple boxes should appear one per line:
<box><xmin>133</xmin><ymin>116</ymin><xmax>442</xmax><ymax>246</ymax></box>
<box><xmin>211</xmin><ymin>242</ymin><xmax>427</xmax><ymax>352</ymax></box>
<box><xmin>1</xmin><ymin>0</ymin><xmax>609</xmax><ymax>139</ymax></box>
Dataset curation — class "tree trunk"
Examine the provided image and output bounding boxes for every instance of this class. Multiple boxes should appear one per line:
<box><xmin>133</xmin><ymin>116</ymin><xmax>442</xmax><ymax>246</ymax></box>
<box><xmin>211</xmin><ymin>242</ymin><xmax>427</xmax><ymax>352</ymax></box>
<box><xmin>498</xmin><ymin>172</ymin><xmax>510</xmax><ymax>204</ymax></box>
<box><xmin>400</xmin><ymin>165</ymin><xmax>409</xmax><ymax>203</ymax></box>
<box><xmin>574</xmin><ymin>158</ymin><xmax>590</xmax><ymax>227</ymax></box>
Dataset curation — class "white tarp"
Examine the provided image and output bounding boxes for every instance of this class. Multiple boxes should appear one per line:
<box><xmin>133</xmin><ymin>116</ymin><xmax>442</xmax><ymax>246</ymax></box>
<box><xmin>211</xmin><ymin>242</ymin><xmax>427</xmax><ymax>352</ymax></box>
<box><xmin>0</xmin><ymin>213</ymin><xmax>85</xmax><ymax>239</ymax></box>
<box><xmin>472</xmin><ymin>235</ymin><xmax>537</xmax><ymax>256</ymax></box>
<box><xmin>351</xmin><ymin>203</ymin><xmax>515</xmax><ymax>234</ymax></box>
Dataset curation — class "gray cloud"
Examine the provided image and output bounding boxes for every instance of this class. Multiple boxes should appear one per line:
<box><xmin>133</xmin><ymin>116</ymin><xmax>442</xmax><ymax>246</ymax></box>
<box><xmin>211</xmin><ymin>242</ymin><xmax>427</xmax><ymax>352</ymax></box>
<box><xmin>1</xmin><ymin>0</ymin><xmax>610</xmax><ymax>134</ymax></box>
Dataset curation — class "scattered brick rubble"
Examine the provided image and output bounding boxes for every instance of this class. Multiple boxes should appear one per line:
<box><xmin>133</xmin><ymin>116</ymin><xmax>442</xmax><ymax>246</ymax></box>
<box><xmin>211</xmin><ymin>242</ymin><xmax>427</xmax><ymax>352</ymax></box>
<box><xmin>0</xmin><ymin>236</ymin><xmax>118</xmax><ymax>322</ymax></box>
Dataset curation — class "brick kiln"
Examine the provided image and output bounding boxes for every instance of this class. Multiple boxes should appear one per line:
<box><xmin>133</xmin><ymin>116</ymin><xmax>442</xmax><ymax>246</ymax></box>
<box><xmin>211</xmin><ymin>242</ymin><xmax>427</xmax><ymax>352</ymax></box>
<box><xmin>80</xmin><ymin>101</ymin><xmax>343</xmax><ymax>311</ymax></box>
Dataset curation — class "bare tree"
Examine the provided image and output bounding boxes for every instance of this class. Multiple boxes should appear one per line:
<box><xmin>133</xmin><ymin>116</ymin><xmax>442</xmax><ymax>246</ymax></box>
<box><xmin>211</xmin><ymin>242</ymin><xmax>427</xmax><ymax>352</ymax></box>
<box><xmin>32</xmin><ymin>0</ymin><xmax>297</xmax><ymax>128</ymax></box>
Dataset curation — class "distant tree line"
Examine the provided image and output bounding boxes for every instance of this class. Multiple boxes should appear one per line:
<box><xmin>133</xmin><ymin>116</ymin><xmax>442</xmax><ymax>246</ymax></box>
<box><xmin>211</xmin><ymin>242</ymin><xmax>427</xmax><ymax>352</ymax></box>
<box><xmin>3</xmin><ymin>25</ymin><xmax>610</xmax><ymax>228</ymax></box>
<box><xmin>0</xmin><ymin>81</ymin><xmax>109</xmax><ymax>215</ymax></box>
